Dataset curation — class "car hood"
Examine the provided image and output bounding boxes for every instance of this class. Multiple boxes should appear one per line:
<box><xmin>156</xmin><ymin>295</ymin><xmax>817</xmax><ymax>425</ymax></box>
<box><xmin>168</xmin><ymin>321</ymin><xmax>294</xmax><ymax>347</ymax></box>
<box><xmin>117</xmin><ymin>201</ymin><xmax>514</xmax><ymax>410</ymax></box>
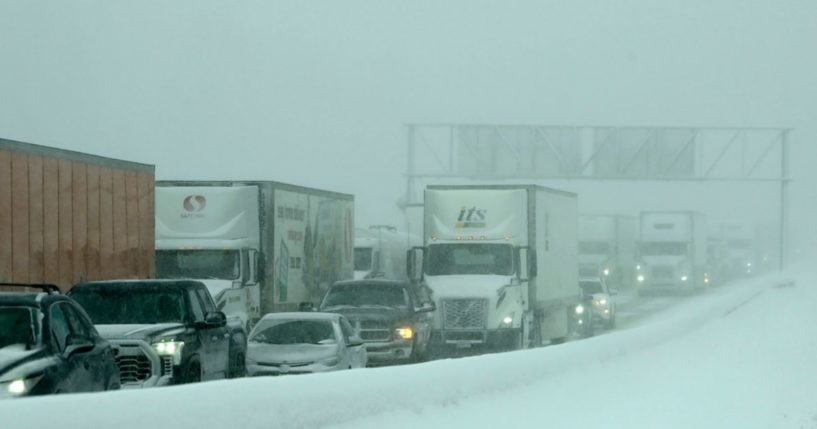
<box><xmin>247</xmin><ymin>343</ymin><xmax>337</xmax><ymax>364</ymax></box>
<box><xmin>0</xmin><ymin>345</ymin><xmax>53</xmax><ymax>381</ymax></box>
<box><xmin>322</xmin><ymin>306</ymin><xmax>412</xmax><ymax>323</ymax></box>
<box><xmin>95</xmin><ymin>323</ymin><xmax>187</xmax><ymax>342</ymax></box>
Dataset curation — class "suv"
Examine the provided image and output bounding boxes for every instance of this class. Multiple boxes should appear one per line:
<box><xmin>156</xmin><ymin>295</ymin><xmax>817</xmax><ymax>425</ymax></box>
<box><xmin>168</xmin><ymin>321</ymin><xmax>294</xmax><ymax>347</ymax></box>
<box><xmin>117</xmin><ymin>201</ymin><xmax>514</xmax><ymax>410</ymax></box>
<box><xmin>68</xmin><ymin>279</ymin><xmax>247</xmax><ymax>387</ymax></box>
<box><xmin>579</xmin><ymin>277</ymin><xmax>617</xmax><ymax>329</ymax></box>
<box><xmin>319</xmin><ymin>280</ymin><xmax>435</xmax><ymax>363</ymax></box>
<box><xmin>1</xmin><ymin>283</ymin><xmax>120</xmax><ymax>398</ymax></box>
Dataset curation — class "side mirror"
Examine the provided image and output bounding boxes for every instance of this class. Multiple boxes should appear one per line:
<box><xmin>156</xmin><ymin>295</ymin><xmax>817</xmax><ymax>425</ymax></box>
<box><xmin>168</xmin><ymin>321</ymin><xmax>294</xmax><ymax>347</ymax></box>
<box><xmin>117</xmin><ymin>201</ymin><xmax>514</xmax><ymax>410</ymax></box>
<box><xmin>407</xmin><ymin>247</ymin><xmax>425</xmax><ymax>283</ymax></box>
<box><xmin>64</xmin><ymin>334</ymin><xmax>95</xmax><ymax>358</ymax></box>
<box><xmin>348</xmin><ymin>335</ymin><xmax>364</xmax><ymax>347</ymax></box>
<box><xmin>414</xmin><ymin>301</ymin><xmax>436</xmax><ymax>313</ymax></box>
<box><xmin>199</xmin><ymin>311</ymin><xmax>227</xmax><ymax>328</ymax></box>
<box><xmin>517</xmin><ymin>247</ymin><xmax>536</xmax><ymax>281</ymax></box>
<box><xmin>256</xmin><ymin>254</ymin><xmax>266</xmax><ymax>283</ymax></box>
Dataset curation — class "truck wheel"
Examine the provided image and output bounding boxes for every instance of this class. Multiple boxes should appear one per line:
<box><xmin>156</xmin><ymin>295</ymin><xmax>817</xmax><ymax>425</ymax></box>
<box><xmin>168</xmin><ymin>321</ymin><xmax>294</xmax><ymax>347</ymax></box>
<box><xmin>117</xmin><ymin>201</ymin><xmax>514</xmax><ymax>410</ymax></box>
<box><xmin>184</xmin><ymin>361</ymin><xmax>202</xmax><ymax>384</ymax></box>
<box><xmin>229</xmin><ymin>351</ymin><xmax>246</xmax><ymax>378</ymax></box>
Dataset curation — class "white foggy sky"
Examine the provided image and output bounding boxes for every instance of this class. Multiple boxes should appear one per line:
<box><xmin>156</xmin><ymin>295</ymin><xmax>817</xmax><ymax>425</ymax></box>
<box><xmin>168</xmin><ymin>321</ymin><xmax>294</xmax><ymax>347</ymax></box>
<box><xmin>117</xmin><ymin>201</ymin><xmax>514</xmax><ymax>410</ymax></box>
<box><xmin>1</xmin><ymin>0</ymin><xmax>815</xmax><ymax>251</ymax></box>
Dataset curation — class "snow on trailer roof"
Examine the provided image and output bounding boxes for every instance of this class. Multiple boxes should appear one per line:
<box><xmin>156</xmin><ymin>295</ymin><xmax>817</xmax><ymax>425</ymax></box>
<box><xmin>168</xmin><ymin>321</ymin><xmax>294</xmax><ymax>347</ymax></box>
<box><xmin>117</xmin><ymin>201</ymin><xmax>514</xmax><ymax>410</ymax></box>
<box><xmin>426</xmin><ymin>184</ymin><xmax>576</xmax><ymax>197</ymax></box>
<box><xmin>155</xmin><ymin>180</ymin><xmax>354</xmax><ymax>201</ymax></box>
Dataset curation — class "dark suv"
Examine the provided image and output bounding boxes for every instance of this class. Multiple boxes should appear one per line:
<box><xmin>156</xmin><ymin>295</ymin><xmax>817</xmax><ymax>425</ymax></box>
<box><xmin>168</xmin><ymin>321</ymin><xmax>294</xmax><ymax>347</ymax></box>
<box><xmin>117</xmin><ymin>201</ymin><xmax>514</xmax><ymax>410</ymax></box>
<box><xmin>0</xmin><ymin>283</ymin><xmax>120</xmax><ymax>398</ymax></box>
<box><xmin>319</xmin><ymin>280</ymin><xmax>435</xmax><ymax>363</ymax></box>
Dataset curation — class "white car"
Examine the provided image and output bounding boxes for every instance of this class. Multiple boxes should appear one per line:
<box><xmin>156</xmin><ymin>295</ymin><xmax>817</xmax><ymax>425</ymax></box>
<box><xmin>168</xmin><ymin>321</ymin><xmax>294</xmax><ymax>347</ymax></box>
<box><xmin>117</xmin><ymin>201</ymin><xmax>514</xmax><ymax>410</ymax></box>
<box><xmin>246</xmin><ymin>312</ymin><xmax>367</xmax><ymax>376</ymax></box>
<box><xmin>579</xmin><ymin>278</ymin><xmax>617</xmax><ymax>329</ymax></box>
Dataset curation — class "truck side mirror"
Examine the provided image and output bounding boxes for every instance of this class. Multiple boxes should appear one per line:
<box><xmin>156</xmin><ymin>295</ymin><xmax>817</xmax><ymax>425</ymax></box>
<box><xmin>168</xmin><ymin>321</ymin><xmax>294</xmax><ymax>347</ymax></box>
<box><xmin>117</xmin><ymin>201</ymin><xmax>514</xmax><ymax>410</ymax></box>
<box><xmin>256</xmin><ymin>254</ymin><xmax>266</xmax><ymax>283</ymax></box>
<box><xmin>517</xmin><ymin>247</ymin><xmax>537</xmax><ymax>281</ymax></box>
<box><xmin>407</xmin><ymin>247</ymin><xmax>424</xmax><ymax>282</ymax></box>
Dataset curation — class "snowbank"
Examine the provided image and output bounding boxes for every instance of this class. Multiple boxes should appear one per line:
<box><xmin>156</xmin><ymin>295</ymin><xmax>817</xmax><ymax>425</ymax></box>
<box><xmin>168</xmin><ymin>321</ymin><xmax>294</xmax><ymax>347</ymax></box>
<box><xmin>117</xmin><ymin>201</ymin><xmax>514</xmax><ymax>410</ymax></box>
<box><xmin>1</xmin><ymin>269</ymin><xmax>812</xmax><ymax>429</ymax></box>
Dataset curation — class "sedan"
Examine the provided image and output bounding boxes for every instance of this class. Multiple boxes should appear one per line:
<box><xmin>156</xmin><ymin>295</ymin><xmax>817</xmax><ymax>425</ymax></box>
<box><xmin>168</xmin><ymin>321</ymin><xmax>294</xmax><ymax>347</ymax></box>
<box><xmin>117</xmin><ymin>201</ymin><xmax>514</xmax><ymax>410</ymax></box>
<box><xmin>1</xmin><ymin>283</ymin><xmax>120</xmax><ymax>398</ymax></box>
<box><xmin>246</xmin><ymin>312</ymin><xmax>366</xmax><ymax>376</ymax></box>
<box><xmin>579</xmin><ymin>277</ymin><xmax>617</xmax><ymax>329</ymax></box>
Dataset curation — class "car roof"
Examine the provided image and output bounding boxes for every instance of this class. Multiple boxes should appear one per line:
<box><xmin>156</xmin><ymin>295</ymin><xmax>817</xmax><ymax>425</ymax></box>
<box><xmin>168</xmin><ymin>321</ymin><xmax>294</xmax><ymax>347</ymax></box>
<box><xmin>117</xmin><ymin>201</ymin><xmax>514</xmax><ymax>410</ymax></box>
<box><xmin>72</xmin><ymin>279</ymin><xmax>206</xmax><ymax>291</ymax></box>
<box><xmin>258</xmin><ymin>312</ymin><xmax>342</xmax><ymax>322</ymax></box>
<box><xmin>0</xmin><ymin>292</ymin><xmax>71</xmax><ymax>308</ymax></box>
<box><xmin>331</xmin><ymin>279</ymin><xmax>410</xmax><ymax>287</ymax></box>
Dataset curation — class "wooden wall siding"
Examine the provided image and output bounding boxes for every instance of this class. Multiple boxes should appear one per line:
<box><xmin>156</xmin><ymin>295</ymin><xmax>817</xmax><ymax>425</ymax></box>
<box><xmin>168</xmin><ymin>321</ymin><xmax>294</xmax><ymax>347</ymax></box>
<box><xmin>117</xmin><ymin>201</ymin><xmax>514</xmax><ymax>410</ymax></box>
<box><xmin>0</xmin><ymin>148</ymin><xmax>154</xmax><ymax>290</ymax></box>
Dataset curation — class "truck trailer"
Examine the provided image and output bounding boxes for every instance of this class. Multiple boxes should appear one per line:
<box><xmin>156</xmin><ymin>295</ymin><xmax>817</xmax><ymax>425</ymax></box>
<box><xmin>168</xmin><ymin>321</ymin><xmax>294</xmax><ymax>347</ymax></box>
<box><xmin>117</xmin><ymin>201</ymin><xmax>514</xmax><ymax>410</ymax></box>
<box><xmin>578</xmin><ymin>215</ymin><xmax>636</xmax><ymax>290</ymax></box>
<box><xmin>636</xmin><ymin>211</ymin><xmax>708</xmax><ymax>293</ymax></box>
<box><xmin>0</xmin><ymin>138</ymin><xmax>155</xmax><ymax>291</ymax></box>
<box><xmin>154</xmin><ymin>181</ymin><xmax>354</xmax><ymax>328</ymax></box>
<box><xmin>410</xmin><ymin>185</ymin><xmax>582</xmax><ymax>351</ymax></box>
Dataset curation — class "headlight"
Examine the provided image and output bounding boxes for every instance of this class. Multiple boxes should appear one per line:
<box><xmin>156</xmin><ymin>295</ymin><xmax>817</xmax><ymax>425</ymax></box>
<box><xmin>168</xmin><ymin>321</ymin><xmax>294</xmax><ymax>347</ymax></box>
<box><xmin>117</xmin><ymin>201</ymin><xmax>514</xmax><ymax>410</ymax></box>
<box><xmin>636</xmin><ymin>264</ymin><xmax>642</xmax><ymax>271</ymax></box>
<box><xmin>575</xmin><ymin>304</ymin><xmax>585</xmax><ymax>315</ymax></box>
<box><xmin>746</xmin><ymin>262</ymin><xmax>752</xmax><ymax>267</ymax></box>
<box><xmin>319</xmin><ymin>356</ymin><xmax>340</xmax><ymax>367</ymax></box>
<box><xmin>152</xmin><ymin>340</ymin><xmax>185</xmax><ymax>365</ymax></box>
<box><xmin>593</xmin><ymin>298</ymin><xmax>607</xmax><ymax>306</ymax></box>
<box><xmin>395</xmin><ymin>327</ymin><xmax>414</xmax><ymax>340</ymax></box>
<box><xmin>0</xmin><ymin>374</ymin><xmax>43</xmax><ymax>398</ymax></box>
<box><xmin>603</xmin><ymin>268</ymin><xmax>610</xmax><ymax>276</ymax></box>
<box><xmin>637</xmin><ymin>275</ymin><xmax>645</xmax><ymax>282</ymax></box>
<box><xmin>502</xmin><ymin>316</ymin><xmax>513</xmax><ymax>325</ymax></box>
<box><xmin>681</xmin><ymin>275</ymin><xmax>688</xmax><ymax>282</ymax></box>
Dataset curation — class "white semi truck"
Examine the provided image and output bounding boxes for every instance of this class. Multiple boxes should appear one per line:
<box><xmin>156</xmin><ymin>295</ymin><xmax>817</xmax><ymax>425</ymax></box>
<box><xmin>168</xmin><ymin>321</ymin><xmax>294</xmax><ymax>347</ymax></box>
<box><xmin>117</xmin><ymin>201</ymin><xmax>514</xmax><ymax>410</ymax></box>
<box><xmin>410</xmin><ymin>185</ymin><xmax>582</xmax><ymax>350</ymax></box>
<box><xmin>154</xmin><ymin>181</ymin><xmax>354</xmax><ymax>328</ymax></box>
<box><xmin>354</xmin><ymin>225</ymin><xmax>420</xmax><ymax>281</ymax></box>
<box><xmin>578</xmin><ymin>215</ymin><xmax>636</xmax><ymax>290</ymax></box>
<box><xmin>636</xmin><ymin>211</ymin><xmax>708</xmax><ymax>293</ymax></box>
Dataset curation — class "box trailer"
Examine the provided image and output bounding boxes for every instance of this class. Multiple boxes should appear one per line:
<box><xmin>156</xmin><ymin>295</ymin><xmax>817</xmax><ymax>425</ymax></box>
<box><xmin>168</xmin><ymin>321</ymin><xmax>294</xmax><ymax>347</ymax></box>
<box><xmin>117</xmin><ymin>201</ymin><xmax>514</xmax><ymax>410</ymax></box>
<box><xmin>354</xmin><ymin>225</ymin><xmax>421</xmax><ymax>281</ymax></box>
<box><xmin>578</xmin><ymin>215</ymin><xmax>636</xmax><ymax>290</ymax></box>
<box><xmin>154</xmin><ymin>181</ymin><xmax>354</xmax><ymax>328</ymax></box>
<box><xmin>410</xmin><ymin>185</ymin><xmax>581</xmax><ymax>351</ymax></box>
<box><xmin>0</xmin><ymin>138</ymin><xmax>155</xmax><ymax>291</ymax></box>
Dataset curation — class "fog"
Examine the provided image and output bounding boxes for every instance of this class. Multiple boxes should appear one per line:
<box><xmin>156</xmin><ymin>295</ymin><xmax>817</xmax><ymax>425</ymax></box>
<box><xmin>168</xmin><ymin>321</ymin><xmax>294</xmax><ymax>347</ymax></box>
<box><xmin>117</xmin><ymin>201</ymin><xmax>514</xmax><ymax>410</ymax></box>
<box><xmin>1</xmin><ymin>0</ymin><xmax>816</xmax><ymax>255</ymax></box>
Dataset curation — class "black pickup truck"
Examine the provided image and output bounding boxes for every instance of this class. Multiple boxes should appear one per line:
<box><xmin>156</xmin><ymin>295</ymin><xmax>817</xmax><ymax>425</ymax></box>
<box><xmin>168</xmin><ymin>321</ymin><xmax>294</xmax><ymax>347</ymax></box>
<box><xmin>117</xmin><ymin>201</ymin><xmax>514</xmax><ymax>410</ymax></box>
<box><xmin>68</xmin><ymin>279</ymin><xmax>247</xmax><ymax>387</ymax></box>
<box><xmin>319</xmin><ymin>280</ymin><xmax>435</xmax><ymax>363</ymax></box>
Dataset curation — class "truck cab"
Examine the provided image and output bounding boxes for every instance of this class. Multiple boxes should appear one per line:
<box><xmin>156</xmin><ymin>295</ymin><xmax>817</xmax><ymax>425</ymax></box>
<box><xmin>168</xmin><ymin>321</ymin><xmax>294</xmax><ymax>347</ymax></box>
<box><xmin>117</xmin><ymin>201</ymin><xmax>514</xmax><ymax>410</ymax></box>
<box><xmin>637</xmin><ymin>212</ymin><xmax>707</xmax><ymax>293</ymax></box>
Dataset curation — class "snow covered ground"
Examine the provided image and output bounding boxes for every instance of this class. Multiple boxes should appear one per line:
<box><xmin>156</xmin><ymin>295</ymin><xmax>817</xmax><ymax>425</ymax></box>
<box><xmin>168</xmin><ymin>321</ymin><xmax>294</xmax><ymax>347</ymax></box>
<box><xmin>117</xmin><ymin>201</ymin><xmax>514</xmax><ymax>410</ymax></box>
<box><xmin>2</xmin><ymin>265</ymin><xmax>815</xmax><ymax>429</ymax></box>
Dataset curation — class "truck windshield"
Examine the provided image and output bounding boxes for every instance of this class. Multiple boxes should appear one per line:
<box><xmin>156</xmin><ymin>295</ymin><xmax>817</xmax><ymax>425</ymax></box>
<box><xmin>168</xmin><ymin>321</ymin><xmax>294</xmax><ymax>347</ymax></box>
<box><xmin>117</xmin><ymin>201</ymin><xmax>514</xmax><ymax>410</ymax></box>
<box><xmin>354</xmin><ymin>248</ymin><xmax>373</xmax><ymax>271</ymax></box>
<box><xmin>639</xmin><ymin>242</ymin><xmax>687</xmax><ymax>256</ymax></box>
<box><xmin>70</xmin><ymin>286</ymin><xmax>186</xmax><ymax>324</ymax></box>
<box><xmin>321</xmin><ymin>283</ymin><xmax>409</xmax><ymax>309</ymax></box>
<box><xmin>0</xmin><ymin>306</ymin><xmax>40</xmax><ymax>349</ymax></box>
<box><xmin>579</xmin><ymin>241</ymin><xmax>610</xmax><ymax>255</ymax></box>
<box><xmin>156</xmin><ymin>249</ymin><xmax>240</xmax><ymax>280</ymax></box>
<box><xmin>426</xmin><ymin>243</ymin><xmax>514</xmax><ymax>276</ymax></box>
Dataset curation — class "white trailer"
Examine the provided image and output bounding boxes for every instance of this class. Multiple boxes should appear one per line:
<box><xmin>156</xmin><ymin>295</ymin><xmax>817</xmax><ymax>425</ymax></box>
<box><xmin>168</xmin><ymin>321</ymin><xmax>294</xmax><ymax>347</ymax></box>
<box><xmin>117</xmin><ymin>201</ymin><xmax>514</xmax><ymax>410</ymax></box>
<box><xmin>578</xmin><ymin>215</ymin><xmax>636</xmax><ymax>290</ymax></box>
<box><xmin>155</xmin><ymin>181</ymin><xmax>354</xmax><ymax>328</ymax></box>
<box><xmin>722</xmin><ymin>221</ymin><xmax>757</xmax><ymax>278</ymax></box>
<box><xmin>354</xmin><ymin>226</ymin><xmax>420</xmax><ymax>281</ymax></box>
<box><xmin>637</xmin><ymin>211</ymin><xmax>708</xmax><ymax>293</ymax></box>
<box><xmin>410</xmin><ymin>185</ymin><xmax>581</xmax><ymax>350</ymax></box>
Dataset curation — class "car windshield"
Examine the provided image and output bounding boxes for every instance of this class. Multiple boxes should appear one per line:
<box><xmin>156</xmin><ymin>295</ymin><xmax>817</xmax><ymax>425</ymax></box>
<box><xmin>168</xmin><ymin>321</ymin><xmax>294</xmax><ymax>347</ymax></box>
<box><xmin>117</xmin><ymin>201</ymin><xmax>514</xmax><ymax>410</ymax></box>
<box><xmin>250</xmin><ymin>320</ymin><xmax>337</xmax><ymax>345</ymax></box>
<box><xmin>0</xmin><ymin>306</ymin><xmax>40</xmax><ymax>349</ymax></box>
<box><xmin>156</xmin><ymin>249</ymin><xmax>241</xmax><ymax>280</ymax></box>
<box><xmin>69</xmin><ymin>285</ymin><xmax>186</xmax><ymax>324</ymax></box>
<box><xmin>580</xmin><ymin>281</ymin><xmax>604</xmax><ymax>295</ymax></box>
<box><xmin>426</xmin><ymin>243</ymin><xmax>514</xmax><ymax>276</ymax></box>
<box><xmin>322</xmin><ymin>284</ymin><xmax>409</xmax><ymax>309</ymax></box>
<box><xmin>354</xmin><ymin>247</ymin><xmax>373</xmax><ymax>271</ymax></box>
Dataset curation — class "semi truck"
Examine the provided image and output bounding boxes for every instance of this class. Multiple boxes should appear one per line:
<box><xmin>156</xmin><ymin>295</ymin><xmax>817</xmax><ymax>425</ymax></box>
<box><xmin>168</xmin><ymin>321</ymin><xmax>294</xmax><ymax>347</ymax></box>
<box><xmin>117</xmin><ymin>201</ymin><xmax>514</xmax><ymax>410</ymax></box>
<box><xmin>636</xmin><ymin>211</ymin><xmax>708</xmax><ymax>293</ymax></box>
<box><xmin>578</xmin><ymin>215</ymin><xmax>636</xmax><ymax>290</ymax></box>
<box><xmin>409</xmin><ymin>185</ymin><xmax>582</xmax><ymax>351</ymax></box>
<box><xmin>0</xmin><ymin>138</ymin><xmax>155</xmax><ymax>291</ymax></box>
<box><xmin>354</xmin><ymin>225</ymin><xmax>420</xmax><ymax>281</ymax></box>
<box><xmin>154</xmin><ymin>181</ymin><xmax>354</xmax><ymax>329</ymax></box>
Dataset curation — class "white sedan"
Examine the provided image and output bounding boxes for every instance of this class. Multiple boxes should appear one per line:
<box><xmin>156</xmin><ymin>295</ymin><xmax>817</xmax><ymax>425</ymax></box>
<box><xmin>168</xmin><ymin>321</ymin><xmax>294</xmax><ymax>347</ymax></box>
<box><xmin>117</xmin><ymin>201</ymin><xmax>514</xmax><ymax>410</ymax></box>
<box><xmin>579</xmin><ymin>277</ymin><xmax>617</xmax><ymax>329</ymax></box>
<box><xmin>246</xmin><ymin>312</ymin><xmax>367</xmax><ymax>376</ymax></box>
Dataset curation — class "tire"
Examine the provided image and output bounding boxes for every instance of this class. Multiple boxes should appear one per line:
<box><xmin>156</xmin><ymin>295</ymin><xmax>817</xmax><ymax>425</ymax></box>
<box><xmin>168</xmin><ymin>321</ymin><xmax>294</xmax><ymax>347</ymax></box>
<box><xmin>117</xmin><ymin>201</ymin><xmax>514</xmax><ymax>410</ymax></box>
<box><xmin>549</xmin><ymin>337</ymin><xmax>566</xmax><ymax>345</ymax></box>
<box><xmin>184</xmin><ymin>360</ymin><xmax>202</xmax><ymax>384</ymax></box>
<box><xmin>606</xmin><ymin>310</ymin><xmax>616</xmax><ymax>329</ymax></box>
<box><xmin>229</xmin><ymin>351</ymin><xmax>246</xmax><ymax>378</ymax></box>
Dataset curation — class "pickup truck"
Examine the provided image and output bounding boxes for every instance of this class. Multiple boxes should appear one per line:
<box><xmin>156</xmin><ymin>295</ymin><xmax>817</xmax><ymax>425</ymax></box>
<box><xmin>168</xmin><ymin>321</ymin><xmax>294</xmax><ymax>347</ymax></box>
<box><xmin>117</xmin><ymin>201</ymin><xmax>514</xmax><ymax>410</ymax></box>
<box><xmin>318</xmin><ymin>280</ymin><xmax>435</xmax><ymax>363</ymax></box>
<box><xmin>68</xmin><ymin>280</ymin><xmax>247</xmax><ymax>387</ymax></box>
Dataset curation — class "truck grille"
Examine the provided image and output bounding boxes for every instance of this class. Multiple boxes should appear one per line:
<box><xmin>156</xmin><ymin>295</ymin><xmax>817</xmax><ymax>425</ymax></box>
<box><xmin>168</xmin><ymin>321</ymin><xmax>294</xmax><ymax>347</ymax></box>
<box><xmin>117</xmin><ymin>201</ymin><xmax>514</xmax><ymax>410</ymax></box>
<box><xmin>442</xmin><ymin>299</ymin><xmax>487</xmax><ymax>329</ymax></box>
<box><xmin>651</xmin><ymin>266</ymin><xmax>674</xmax><ymax>279</ymax></box>
<box><xmin>356</xmin><ymin>321</ymin><xmax>391</xmax><ymax>342</ymax></box>
<box><xmin>161</xmin><ymin>356</ymin><xmax>174</xmax><ymax>376</ymax></box>
<box><xmin>114</xmin><ymin>350</ymin><xmax>152</xmax><ymax>383</ymax></box>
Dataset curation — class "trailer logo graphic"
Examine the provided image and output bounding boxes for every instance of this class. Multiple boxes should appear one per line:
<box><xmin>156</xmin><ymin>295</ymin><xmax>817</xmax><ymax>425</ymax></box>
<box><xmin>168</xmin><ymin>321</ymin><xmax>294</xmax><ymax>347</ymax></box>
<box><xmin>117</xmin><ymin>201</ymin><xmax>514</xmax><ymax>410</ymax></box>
<box><xmin>456</xmin><ymin>206</ymin><xmax>487</xmax><ymax>228</ymax></box>
<box><xmin>183</xmin><ymin>195</ymin><xmax>207</xmax><ymax>212</ymax></box>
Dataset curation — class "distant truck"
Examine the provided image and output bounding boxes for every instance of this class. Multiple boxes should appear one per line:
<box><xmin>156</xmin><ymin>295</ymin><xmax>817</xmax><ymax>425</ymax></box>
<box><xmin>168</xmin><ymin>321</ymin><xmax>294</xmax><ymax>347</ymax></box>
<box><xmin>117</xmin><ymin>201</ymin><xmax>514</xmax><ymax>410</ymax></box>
<box><xmin>154</xmin><ymin>181</ymin><xmax>354</xmax><ymax>329</ymax></box>
<box><xmin>578</xmin><ymin>215</ymin><xmax>636</xmax><ymax>291</ymax></box>
<box><xmin>636</xmin><ymin>211</ymin><xmax>708</xmax><ymax>293</ymax></box>
<box><xmin>68</xmin><ymin>279</ymin><xmax>246</xmax><ymax>387</ymax></box>
<box><xmin>722</xmin><ymin>222</ymin><xmax>757</xmax><ymax>278</ymax></box>
<box><xmin>410</xmin><ymin>185</ymin><xmax>582</xmax><ymax>351</ymax></box>
<box><xmin>354</xmin><ymin>226</ymin><xmax>420</xmax><ymax>281</ymax></box>
<box><xmin>0</xmin><ymin>138</ymin><xmax>155</xmax><ymax>291</ymax></box>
